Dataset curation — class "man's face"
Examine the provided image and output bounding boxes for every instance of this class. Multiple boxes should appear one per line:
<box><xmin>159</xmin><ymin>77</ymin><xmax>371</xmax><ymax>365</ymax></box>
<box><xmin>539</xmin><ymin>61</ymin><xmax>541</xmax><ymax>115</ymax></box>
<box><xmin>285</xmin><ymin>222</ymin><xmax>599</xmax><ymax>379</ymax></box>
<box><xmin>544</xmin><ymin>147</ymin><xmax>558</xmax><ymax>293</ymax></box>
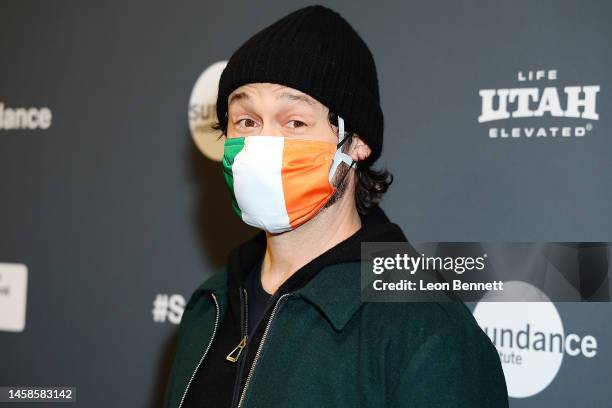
<box><xmin>225</xmin><ymin>82</ymin><xmax>364</xmax><ymax>211</ymax></box>
<box><xmin>226</xmin><ymin>83</ymin><xmax>337</xmax><ymax>143</ymax></box>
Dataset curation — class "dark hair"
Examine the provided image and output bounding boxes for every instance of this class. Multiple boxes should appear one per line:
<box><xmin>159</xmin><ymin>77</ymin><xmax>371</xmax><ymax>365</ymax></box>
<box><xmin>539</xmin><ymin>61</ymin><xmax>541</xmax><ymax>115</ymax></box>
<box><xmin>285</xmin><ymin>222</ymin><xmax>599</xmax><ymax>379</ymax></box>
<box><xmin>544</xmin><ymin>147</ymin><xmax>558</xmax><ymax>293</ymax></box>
<box><xmin>212</xmin><ymin>111</ymin><xmax>393</xmax><ymax>215</ymax></box>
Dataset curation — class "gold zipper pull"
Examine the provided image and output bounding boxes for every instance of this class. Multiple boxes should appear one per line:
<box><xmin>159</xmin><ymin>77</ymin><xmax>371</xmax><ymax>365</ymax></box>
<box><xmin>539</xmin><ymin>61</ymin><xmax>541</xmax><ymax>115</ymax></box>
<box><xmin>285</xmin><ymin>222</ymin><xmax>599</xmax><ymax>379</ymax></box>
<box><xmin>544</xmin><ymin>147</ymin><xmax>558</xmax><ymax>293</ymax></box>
<box><xmin>226</xmin><ymin>335</ymin><xmax>247</xmax><ymax>363</ymax></box>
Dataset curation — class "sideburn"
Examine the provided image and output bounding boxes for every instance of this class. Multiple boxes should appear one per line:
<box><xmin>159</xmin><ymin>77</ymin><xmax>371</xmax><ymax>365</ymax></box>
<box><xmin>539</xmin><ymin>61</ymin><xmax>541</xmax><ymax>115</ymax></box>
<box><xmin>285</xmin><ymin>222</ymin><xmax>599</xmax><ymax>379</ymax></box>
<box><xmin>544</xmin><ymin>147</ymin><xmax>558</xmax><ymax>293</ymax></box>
<box><xmin>323</xmin><ymin>162</ymin><xmax>352</xmax><ymax>209</ymax></box>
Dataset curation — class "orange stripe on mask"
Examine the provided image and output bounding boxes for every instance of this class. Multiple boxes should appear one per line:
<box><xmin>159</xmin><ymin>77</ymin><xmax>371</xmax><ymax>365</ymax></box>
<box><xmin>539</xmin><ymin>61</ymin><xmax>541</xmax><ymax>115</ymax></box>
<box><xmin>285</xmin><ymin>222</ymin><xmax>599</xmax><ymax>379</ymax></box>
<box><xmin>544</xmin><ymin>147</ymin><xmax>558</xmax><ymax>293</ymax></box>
<box><xmin>281</xmin><ymin>139</ymin><xmax>337</xmax><ymax>229</ymax></box>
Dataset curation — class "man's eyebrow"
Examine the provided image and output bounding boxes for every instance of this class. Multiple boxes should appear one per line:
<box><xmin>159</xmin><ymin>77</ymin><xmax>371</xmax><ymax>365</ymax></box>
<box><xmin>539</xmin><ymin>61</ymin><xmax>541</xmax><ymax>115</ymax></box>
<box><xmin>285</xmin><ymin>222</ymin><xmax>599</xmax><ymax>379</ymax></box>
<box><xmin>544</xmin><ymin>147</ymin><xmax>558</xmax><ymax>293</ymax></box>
<box><xmin>228</xmin><ymin>91</ymin><xmax>249</xmax><ymax>106</ymax></box>
<box><xmin>277</xmin><ymin>91</ymin><xmax>316</xmax><ymax>106</ymax></box>
<box><xmin>227</xmin><ymin>90</ymin><xmax>316</xmax><ymax>107</ymax></box>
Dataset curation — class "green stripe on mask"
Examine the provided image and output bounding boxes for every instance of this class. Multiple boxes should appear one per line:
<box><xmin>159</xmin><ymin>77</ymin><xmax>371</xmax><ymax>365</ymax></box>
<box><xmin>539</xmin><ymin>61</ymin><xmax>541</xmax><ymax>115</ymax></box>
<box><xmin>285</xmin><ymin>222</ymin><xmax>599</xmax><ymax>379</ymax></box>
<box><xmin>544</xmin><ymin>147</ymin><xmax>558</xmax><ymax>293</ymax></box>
<box><xmin>222</xmin><ymin>137</ymin><xmax>245</xmax><ymax>219</ymax></box>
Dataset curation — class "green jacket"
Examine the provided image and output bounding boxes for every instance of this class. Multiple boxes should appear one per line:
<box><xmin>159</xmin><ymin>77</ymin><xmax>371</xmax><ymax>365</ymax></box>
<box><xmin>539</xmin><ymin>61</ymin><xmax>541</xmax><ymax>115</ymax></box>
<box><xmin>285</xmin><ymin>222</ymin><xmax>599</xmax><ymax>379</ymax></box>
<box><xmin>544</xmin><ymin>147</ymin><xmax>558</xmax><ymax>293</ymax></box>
<box><xmin>164</xmin><ymin>260</ymin><xmax>509</xmax><ymax>407</ymax></box>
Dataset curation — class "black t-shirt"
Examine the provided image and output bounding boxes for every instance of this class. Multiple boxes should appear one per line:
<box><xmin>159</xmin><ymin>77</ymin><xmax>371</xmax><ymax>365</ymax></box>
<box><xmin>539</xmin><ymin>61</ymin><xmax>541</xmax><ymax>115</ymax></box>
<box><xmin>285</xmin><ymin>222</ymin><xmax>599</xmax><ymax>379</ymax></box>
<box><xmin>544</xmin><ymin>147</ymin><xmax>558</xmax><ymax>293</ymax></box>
<box><xmin>245</xmin><ymin>258</ymin><xmax>273</xmax><ymax>336</ymax></box>
<box><xmin>182</xmin><ymin>258</ymin><xmax>272</xmax><ymax>408</ymax></box>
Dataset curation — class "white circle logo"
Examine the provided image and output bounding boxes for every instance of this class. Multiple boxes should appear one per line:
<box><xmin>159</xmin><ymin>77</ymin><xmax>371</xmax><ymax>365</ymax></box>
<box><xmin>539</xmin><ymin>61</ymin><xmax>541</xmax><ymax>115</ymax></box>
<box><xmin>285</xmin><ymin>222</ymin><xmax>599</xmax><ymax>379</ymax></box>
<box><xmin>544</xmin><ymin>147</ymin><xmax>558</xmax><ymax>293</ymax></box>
<box><xmin>188</xmin><ymin>61</ymin><xmax>228</xmax><ymax>161</ymax></box>
<box><xmin>472</xmin><ymin>281</ymin><xmax>564</xmax><ymax>399</ymax></box>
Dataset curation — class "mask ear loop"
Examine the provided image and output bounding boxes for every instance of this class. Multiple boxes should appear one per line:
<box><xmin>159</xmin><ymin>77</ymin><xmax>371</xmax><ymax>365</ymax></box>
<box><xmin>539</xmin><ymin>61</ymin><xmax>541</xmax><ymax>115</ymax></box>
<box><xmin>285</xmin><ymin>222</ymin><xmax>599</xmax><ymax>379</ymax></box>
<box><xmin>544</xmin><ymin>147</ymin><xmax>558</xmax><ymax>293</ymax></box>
<box><xmin>329</xmin><ymin>115</ymin><xmax>357</xmax><ymax>183</ymax></box>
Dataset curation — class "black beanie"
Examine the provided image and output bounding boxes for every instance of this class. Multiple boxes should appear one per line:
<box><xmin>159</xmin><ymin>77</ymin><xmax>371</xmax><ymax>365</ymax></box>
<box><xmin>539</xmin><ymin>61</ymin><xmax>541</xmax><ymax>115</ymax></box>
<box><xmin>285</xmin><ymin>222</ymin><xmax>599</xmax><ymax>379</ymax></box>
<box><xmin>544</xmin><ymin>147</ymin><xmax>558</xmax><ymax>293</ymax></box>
<box><xmin>216</xmin><ymin>4</ymin><xmax>384</xmax><ymax>165</ymax></box>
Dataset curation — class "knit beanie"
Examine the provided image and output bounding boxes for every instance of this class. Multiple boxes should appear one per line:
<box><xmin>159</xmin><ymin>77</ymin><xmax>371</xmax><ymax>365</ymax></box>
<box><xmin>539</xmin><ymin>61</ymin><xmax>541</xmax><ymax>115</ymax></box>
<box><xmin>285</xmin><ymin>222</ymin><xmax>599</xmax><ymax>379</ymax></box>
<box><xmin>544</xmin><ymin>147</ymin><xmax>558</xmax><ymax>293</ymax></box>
<box><xmin>216</xmin><ymin>4</ymin><xmax>384</xmax><ymax>165</ymax></box>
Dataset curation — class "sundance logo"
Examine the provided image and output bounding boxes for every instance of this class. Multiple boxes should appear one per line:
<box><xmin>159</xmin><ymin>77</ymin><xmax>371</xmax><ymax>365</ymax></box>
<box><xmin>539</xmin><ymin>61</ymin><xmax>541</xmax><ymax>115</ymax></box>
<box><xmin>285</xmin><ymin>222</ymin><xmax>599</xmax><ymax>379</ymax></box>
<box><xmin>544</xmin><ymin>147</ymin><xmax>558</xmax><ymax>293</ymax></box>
<box><xmin>478</xmin><ymin>69</ymin><xmax>600</xmax><ymax>139</ymax></box>
<box><xmin>189</xmin><ymin>61</ymin><xmax>228</xmax><ymax>161</ymax></box>
<box><xmin>0</xmin><ymin>102</ymin><xmax>52</xmax><ymax>130</ymax></box>
<box><xmin>473</xmin><ymin>281</ymin><xmax>598</xmax><ymax>399</ymax></box>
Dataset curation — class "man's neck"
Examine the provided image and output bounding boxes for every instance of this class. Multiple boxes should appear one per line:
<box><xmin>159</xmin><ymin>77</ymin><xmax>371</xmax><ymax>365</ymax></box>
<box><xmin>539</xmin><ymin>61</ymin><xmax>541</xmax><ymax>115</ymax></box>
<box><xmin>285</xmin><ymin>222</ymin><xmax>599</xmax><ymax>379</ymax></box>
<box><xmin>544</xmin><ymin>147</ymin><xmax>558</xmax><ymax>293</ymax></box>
<box><xmin>260</xmin><ymin>192</ymin><xmax>362</xmax><ymax>295</ymax></box>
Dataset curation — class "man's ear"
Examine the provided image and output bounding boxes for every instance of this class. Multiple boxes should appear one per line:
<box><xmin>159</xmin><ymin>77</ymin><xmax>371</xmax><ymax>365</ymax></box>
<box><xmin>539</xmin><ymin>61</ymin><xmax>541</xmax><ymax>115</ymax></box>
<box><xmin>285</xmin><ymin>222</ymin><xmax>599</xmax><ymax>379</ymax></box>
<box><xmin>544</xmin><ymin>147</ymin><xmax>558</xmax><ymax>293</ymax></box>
<box><xmin>347</xmin><ymin>134</ymin><xmax>372</xmax><ymax>162</ymax></box>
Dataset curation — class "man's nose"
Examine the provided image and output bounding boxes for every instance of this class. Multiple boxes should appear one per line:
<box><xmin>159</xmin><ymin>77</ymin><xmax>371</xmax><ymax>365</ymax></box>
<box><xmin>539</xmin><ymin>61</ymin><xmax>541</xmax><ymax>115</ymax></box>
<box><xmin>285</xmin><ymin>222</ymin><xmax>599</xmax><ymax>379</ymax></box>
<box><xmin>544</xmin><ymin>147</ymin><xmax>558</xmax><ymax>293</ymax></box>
<box><xmin>259</xmin><ymin>121</ymin><xmax>282</xmax><ymax>137</ymax></box>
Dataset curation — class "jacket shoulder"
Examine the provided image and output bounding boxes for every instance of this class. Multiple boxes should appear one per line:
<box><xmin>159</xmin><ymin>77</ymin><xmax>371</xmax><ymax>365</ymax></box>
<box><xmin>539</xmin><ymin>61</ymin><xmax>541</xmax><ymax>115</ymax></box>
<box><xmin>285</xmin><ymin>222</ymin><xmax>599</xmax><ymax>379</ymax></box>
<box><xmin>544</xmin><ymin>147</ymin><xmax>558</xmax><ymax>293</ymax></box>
<box><xmin>359</xmin><ymin>301</ymin><xmax>499</xmax><ymax>369</ymax></box>
<box><xmin>358</xmin><ymin>301</ymin><xmax>507</xmax><ymax>406</ymax></box>
<box><xmin>381</xmin><ymin>302</ymin><xmax>508</xmax><ymax>406</ymax></box>
<box><xmin>185</xmin><ymin>266</ymin><xmax>228</xmax><ymax>311</ymax></box>
<box><xmin>361</xmin><ymin>300</ymin><xmax>480</xmax><ymax>335</ymax></box>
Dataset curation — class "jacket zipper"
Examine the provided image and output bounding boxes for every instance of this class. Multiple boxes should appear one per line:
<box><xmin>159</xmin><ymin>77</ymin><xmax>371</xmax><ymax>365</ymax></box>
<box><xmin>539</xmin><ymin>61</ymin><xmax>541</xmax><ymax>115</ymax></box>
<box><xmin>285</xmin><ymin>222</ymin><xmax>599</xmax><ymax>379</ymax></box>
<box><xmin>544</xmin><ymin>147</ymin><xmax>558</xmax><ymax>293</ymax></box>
<box><xmin>229</xmin><ymin>287</ymin><xmax>249</xmax><ymax>406</ymax></box>
<box><xmin>236</xmin><ymin>292</ymin><xmax>294</xmax><ymax>408</ymax></box>
<box><xmin>178</xmin><ymin>292</ymin><xmax>220</xmax><ymax>408</ymax></box>
<box><xmin>226</xmin><ymin>287</ymin><xmax>248</xmax><ymax>362</ymax></box>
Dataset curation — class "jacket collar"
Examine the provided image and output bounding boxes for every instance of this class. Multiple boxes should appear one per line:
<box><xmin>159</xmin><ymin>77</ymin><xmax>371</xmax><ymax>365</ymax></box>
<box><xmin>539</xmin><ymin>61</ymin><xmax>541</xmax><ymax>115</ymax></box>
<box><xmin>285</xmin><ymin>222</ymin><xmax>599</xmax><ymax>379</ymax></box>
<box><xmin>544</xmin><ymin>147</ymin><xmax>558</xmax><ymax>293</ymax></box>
<box><xmin>295</xmin><ymin>260</ymin><xmax>363</xmax><ymax>331</ymax></box>
<box><xmin>288</xmin><ymin>207</ymin><xmax>420</xmax><ymax>331</ymax></box>
<box><xmin>191</xmin><ymin>205</ymin><xmax>413</xmax><ymax>332</ymax></box>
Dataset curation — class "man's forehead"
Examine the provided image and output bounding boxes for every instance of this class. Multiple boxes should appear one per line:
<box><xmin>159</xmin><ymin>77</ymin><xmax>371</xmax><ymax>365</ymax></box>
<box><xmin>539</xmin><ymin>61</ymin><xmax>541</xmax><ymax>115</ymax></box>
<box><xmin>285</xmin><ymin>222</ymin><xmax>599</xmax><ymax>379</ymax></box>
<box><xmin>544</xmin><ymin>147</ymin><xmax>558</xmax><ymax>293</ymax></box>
<box><xmin>228</xmin><ymin>84</ymin><xmax>320</xmax><ymax>108</ymax></box>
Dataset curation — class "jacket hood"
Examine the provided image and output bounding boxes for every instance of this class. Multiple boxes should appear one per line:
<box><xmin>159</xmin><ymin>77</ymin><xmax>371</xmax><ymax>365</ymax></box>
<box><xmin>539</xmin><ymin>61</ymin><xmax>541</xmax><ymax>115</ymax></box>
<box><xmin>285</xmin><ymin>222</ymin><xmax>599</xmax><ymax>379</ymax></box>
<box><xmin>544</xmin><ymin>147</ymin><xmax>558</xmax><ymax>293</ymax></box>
<box><xmin>227</xmin><ymin>205</ymin><xmax>405</xmax><ymax>287</ymax></box>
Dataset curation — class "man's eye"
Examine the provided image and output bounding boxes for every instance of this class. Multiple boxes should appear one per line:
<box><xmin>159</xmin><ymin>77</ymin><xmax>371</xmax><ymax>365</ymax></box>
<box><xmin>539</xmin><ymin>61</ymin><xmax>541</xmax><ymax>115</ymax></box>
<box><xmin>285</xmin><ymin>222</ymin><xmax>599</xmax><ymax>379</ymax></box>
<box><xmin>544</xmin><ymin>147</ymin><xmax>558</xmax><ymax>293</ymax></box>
<box><xmin>237</xmin><ymin>118</ymin><xmax>259</xmax><ymax>128</ymax></box>
<box><xmin>288</xmin><ymin>120</ymin><xmax>306</xmax><ymax>128</ymax></box>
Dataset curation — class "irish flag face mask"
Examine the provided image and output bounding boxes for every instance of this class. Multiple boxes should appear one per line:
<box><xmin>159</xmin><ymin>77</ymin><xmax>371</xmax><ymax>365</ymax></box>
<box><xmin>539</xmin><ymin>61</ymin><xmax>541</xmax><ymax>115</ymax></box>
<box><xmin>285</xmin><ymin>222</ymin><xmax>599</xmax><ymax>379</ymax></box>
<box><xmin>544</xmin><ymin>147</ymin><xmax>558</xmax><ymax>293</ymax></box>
<box><xmin>222</xmin><ymin>115</ymin><xmax>356</xmax><ymax>233</ymax></box>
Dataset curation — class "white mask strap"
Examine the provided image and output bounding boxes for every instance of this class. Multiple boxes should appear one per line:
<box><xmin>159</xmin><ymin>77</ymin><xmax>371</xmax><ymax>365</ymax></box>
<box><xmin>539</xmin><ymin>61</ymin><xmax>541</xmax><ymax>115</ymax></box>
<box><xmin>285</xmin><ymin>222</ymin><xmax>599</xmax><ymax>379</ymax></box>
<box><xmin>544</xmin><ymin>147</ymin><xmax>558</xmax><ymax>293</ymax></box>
<box><xmin>329</xmin><ymin>115</ymin><xmax>357</xmax><ymax>183</ymax></box>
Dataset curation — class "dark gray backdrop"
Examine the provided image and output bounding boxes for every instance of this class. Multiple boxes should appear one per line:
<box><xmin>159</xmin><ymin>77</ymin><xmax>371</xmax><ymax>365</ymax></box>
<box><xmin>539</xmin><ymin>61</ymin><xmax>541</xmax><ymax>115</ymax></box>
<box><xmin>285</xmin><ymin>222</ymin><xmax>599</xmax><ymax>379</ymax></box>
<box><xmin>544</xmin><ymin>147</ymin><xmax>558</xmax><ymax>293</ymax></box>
<box><xmin>0</xmin><ymin>1</ymin><xmax>610</xmax><ymax>407</ymax></box>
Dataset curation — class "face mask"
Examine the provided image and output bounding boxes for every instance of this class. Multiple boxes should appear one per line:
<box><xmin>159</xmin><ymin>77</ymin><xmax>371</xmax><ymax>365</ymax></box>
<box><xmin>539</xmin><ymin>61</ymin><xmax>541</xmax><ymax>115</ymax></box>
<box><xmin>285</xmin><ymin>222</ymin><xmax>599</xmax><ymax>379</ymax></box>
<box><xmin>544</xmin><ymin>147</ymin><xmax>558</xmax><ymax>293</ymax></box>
<box><xmin>222</xmin><ymin>115</ymin><xmax>356</xmax><ymax>233</ymax></box>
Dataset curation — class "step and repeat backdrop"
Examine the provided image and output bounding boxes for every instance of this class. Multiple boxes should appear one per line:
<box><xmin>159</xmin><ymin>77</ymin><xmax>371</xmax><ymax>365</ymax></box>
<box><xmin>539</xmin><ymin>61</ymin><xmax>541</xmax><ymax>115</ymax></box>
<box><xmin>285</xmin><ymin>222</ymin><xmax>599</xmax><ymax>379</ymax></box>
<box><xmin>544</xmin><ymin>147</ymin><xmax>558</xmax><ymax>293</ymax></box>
<box><xmin>1</xmin><ymin>0</ymin><xmax>610</xmax><ymax>407</ymax></box>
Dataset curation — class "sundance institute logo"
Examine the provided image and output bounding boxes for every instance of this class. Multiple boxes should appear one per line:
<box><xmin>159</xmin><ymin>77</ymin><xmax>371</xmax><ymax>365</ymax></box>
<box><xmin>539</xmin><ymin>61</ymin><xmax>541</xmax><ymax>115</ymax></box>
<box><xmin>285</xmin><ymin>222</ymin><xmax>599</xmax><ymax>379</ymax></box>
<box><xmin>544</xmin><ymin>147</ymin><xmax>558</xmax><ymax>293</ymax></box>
<box><xmin>473</xmin><ymin>281</ymin><xmax>598</xmax><ymax>399</ymax></box>
<box><xmin>188</xmin><ymin>61</ymin><xmax>227</xmax><ymax>161</ymax></box>
<box><xmin>478</xmin><ymin>69</ymin><xmax>600</xmax><ymax>139</ymax></box>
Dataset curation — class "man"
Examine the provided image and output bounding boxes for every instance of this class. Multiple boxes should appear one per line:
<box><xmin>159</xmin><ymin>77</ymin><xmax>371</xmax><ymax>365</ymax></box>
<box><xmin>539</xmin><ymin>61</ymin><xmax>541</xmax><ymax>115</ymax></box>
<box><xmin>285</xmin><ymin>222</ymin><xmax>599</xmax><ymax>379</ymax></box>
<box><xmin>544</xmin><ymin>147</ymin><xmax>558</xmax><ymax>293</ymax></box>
<box><xmin>164</xmin><ymin>5</ymin><xmax>508</xmax><ymax>407</ymax></box>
